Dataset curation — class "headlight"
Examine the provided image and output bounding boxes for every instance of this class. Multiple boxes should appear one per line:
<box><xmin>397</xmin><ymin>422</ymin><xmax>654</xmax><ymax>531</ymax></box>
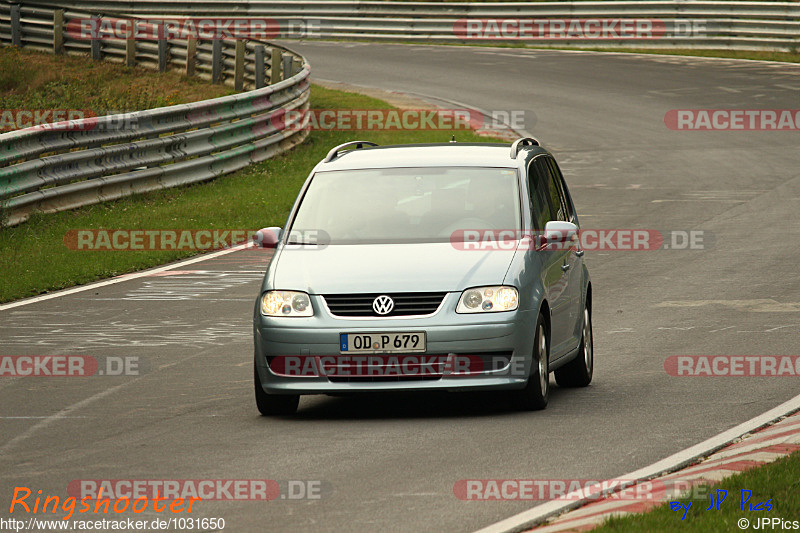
<box><xmin>260</xmin><ymin>291</ymin><xmax>313</xmax><ymax>317</ymax></box>
<box><xmin>456</xmin><ymin>286</ymin><xmax>518</xmax><ymax>313</ymax></box>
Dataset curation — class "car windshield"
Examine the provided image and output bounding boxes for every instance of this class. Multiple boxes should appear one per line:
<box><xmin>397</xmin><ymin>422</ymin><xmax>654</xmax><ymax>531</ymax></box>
<box><xmin>288</xmin><ymin>166</ymin><xmax>521</xmax><ymax>244</ymax></box>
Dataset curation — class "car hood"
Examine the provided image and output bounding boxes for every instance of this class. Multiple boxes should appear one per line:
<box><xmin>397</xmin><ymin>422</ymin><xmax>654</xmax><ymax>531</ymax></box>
<box><xmin>272</xmin><ymin>242</ymin><xmax>517</xmax><ymax>293</ymax></box>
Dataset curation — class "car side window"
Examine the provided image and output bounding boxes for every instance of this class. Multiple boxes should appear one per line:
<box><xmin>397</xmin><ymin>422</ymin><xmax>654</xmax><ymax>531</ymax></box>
<box><xmin>535</xmin><ymin>158</ymin><xmax>568</xmax><ymax>223</ymax></box>
<box><xmin>527</xmin><ymin>159</ymin><xmax>551</xmax><ymax>231</ymax></box>
<box><xmin>546</xmin><ymin>158</ymin><xmax>575</xmax><ymax>224</ymax></box>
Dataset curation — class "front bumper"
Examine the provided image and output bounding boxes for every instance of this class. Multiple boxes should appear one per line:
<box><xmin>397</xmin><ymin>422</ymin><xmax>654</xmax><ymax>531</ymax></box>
<box><xmin>254</xmin><ymin>293</ymin><xmax>535</xmax><ymax>394</ymax></box>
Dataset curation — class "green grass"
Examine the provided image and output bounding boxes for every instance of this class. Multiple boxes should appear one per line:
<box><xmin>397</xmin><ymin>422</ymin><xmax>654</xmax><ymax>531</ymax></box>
<box><xmin>591</xmin><ymin>450</ymin><xmax>800</xmax><ymax>532</ymax></box>
<box><xmin>0</xmin><ymin>84</ymin><xmax>501</xmax><ymax>303</ymax></box>
<box><xmin>0</xmin><ymin>46</ymin><xmax>234</xmax><ymax>121</ymax></box>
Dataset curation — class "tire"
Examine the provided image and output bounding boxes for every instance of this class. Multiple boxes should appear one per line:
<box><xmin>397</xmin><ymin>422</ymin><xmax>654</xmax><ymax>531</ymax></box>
<box><xmin>554</xmin><ymin>304</ymin><xmax>593</xmax><ymax>388</ymax></box>
<box><xmin>511</xmin><ymin>313</ymin><xmax>549</xmax><ymax>411</ymax></box>
<box><xmin>254</xmin><ymin>361</ymin><xmax>299</xmax><ymax>415</ymax></box>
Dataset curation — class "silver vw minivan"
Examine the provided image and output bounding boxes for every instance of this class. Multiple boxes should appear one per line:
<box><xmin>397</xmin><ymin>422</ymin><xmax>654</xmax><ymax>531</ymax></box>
<box><xmin>253</xmin><ymin>138</ymin><xmax>593</xmax><ymax>415</ymax></box>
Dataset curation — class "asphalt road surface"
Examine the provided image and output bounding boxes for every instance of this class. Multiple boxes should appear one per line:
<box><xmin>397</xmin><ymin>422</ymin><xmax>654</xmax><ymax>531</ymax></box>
<box><xmin>1</xmin><ymin>43</ymin><xmax>799</xmax><ymax>532</ymax></box>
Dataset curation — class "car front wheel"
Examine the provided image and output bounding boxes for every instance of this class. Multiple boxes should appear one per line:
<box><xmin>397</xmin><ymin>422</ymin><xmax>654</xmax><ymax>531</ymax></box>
<box><xmin>254</xmin><ymin>361</ymin><xmax>299</xmax><ymax>415</ymax></box>
<box><xmin>554</xmin><ymin>304</ymin><xmax>593</xmax><ymax>387</ymax></box>
<box><xmin>511</xmin><ymin>313</ymin><xmax>549</xmax><ymax>411</ymax></box>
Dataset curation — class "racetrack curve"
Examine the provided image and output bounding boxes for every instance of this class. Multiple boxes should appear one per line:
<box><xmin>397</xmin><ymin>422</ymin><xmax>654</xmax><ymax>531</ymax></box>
<box><xmin>1</xmin><ymin>43</ymin><xmax>799</xmax><ymax>532</ymax></box>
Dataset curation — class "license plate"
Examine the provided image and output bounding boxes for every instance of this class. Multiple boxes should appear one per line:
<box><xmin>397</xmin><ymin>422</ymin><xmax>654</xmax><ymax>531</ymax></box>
<box><xmin>339</xmin><ymin>332</ymin><xmax>426</xmax><ymax>354</ymax></box>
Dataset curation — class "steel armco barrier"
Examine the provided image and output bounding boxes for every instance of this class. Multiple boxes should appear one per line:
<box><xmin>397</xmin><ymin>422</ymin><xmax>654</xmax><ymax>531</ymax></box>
<box><xmin>12</xmin><ymin>1</ymin><xmax>800</xmax><ymax>51</ymax></box>
<box><xmin>0</xmin><ymin>3</ymin><xmax>310</xmax><ymax>226</ymax></box>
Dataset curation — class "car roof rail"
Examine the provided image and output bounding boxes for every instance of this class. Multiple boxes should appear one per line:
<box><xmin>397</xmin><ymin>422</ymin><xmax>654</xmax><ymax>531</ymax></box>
<box><xmin>509</xmin><ymin>137</ymin><xmax>540</xmax><ymax>159</ymax></box>
<box><xmin>323</xmin><ymin>141</ymin><xmax>379</xmax><ymax>163</ymax></box>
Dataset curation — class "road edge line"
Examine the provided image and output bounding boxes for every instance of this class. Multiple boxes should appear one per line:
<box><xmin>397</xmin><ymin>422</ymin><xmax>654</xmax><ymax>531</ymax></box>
<box><xmin>0</xmin><ymin>242</ymin><xmax>254</xmax><ymax>312</ymax></box>
<box><xmin>282</xmin><ymin>40</ymin><xmax>799</xmax><ymax>67</ymax></box>
<box><xmin>473</xmin><ymin>393</ymin><xmax>800</xmax><ymax>533</ymax></box>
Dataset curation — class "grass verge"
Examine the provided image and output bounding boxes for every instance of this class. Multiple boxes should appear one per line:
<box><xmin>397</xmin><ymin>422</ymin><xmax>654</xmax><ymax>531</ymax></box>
<box><xmin>591</xmin><ymin>450</ymin><xmax>800</xmax><ymax>532</ymax></box>
<box><xmin>0</xmin><ymin>46</ymin><xmax>234</xmax><ymax>123</ymax></box>
<box><xmin>0</xmin><ymin>84</ymin><xmax>501</xmax><ymax>303</ymax></box>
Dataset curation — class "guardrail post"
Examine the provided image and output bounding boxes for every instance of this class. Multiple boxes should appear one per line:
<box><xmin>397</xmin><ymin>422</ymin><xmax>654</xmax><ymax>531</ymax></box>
<box><xmin>10</xmin><ymin>4</ymin><xmax>21</xmax><ymax>47</ymax></box>
<box><xmin>186</xmin><ymin>36</ymin><xmax>196</xmax><ymax>77</ymax></box>
<box><xmin>234</xmin><ymin>40</ymin><xmax>245</xmax><ymax>90</ymax></box>
<box><xmin>53</xmin><ymin>9</ymin><xmax>64</xmax><ymax>54</ymax></box>
<box><xmin>157</xmin><ymin>33</ymin><xmax>168</xmax><ymax>72</ymax></box>
<box><xmin>125</xmin><ymin>20</ymin><xmax>136</xmax><ymax>67</ymax></box>
<box><xmin>254</xmin><ymin>44</ymin><xmax>266</xmax><ymax>88</ymax></box>
<box><xmin>90</xmin><ymin>16</ymin><xmax>101</xmax><ymax>61</ymax></box>
<box><xmin>211</xmin><ymin>40</ymin><xmax>223</xmax><ymax>83</ymax></box>
<box><xmin>282</xmin><ymin>55</ymin><xmax>293</xmax><ymax>79</ymax></box>
<box><xmin>270</xmin><ymin>47</ymin><xmax>282</xmax><ymax>83</ymax></box>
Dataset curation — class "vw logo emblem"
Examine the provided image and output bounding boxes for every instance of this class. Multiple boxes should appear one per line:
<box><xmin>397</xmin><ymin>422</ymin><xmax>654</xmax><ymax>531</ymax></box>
<box><xmin>372</xmin><ymin>295</ymin><xmax>395</xmax><ymax>315</ymax></box>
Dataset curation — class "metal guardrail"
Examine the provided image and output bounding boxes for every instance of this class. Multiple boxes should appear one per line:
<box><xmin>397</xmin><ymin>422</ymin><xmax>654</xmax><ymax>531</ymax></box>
<box><xmin>15</xmin><ymin>1</ymin><xmax>800</xmax><ymax>52</ymax></box>
<box><xmin>0</xmin><ymin>2</ymin><xmax>795</xmax><ymax>225</ymax></box>
<box><xmin>0</xmin><ymin>3</ymin><xmax>310</xmax><ymax>226</ymax></box>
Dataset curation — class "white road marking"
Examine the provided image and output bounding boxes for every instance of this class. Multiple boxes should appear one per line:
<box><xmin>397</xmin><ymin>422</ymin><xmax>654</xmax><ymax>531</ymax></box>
<box><xmin>0</xmin><ymin>319</ymin><xmax>250</xmax><ymax>348</ymax></box>
<box><xmin>0</xmin><ymin>242</ymin><xmax>254</xmax><ymax>312</ymax></box>
<box><xmin>657</xmin><ymin>299</ymin><xmax>800</xmax><ymax>312</ymax></box>
<box><xmin>475</xmin><ymin>51</ymin><xmax>537</xmax><ymax>59</ymax></box>
<box><xmin>304</xmin><ymin>40</ymin><xmax>800</xmax><ymax>67</ymax></box>
<box><xmin>115</xmin><ymin>271</ymin><xmax>264</xmax><ymax>301</ymax></box>
<box><xmin>0</xmin><ymin>416</ymin><xmax>89</xmax><ymax>419</ymax></box>
<box><xmin>652</xmin><ymin>190</ymin><xmax>765</xmax><ymax>203</ymax></box>
<box><xmin>652</xmin><ymin>199</ymin><xmax>745</xmax><ymax>203</ymax></box>
<box><xmin>606</xmin><ymin>328</ymin><xmax>633</xmax><ymax>334</ymax></box>
<box><xmin>474</xmin><ymin>393</ymin><xmax>800</xmax><ymax>533</ymax></box>
<box><xmin>709</xmin><ymin>325</ymin><xmax>735</xmax><ymax>333</ymax></box>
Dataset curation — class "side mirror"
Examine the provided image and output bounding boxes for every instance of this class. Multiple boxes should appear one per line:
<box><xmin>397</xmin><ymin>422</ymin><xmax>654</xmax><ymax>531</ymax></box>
<box><xmin>253</xmin><ymin>227</ymin><xmax>282</xmax><ymax>249</ymax></box>
<box><xmin>540</xmin><ymin>221</ymin><xmax>578</xmax><ymax>250</ymax></box>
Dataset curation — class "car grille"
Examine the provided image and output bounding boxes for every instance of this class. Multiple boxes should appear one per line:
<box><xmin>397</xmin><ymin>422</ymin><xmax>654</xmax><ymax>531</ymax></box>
<box><xmin>322</xmin><ymin>292</ymin><xmax>447</xmax><ymax>317</ymax></box>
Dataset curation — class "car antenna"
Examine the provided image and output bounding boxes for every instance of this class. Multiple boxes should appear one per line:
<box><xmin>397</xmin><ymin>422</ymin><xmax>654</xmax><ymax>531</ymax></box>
<box><xmin>450</xmin><ymin>135</ymin><xmax>456</xmax><ymax>143</ymax></box>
